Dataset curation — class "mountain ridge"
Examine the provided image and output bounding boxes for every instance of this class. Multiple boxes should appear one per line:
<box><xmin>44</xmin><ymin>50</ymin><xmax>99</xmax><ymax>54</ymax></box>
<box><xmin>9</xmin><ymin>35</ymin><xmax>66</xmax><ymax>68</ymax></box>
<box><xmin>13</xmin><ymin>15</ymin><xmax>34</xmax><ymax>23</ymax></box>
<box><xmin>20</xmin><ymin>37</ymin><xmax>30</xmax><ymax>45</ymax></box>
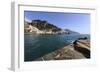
<box><xmin>24</xmin><ymin>19</ymin><xmax>79</xmax><ymax>34</ymax></box>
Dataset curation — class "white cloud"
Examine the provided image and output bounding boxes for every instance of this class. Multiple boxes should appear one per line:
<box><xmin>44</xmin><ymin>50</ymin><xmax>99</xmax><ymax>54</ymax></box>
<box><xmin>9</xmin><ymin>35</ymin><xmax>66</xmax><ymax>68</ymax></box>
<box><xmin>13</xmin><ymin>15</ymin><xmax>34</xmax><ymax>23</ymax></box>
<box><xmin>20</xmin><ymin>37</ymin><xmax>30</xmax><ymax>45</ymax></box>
<box><xmin>24</xmin><ymin>17</ymin><xmax>32</xmax><ymax>23</ymax></box>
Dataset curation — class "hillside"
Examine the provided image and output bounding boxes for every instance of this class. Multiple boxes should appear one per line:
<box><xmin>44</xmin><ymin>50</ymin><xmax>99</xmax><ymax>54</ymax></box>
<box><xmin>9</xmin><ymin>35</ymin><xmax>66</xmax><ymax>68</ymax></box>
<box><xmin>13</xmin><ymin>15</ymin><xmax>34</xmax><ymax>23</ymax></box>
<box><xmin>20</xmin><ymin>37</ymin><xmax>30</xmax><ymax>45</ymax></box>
<box><xmin>64</xmin><ymin>29</ymin><xmax>80</xmax><ymax>34</ymax></box>
<box><xmin>24</xmin><ymin>20</ymin><xmax>79</xmax><ymax>34</ymax></box>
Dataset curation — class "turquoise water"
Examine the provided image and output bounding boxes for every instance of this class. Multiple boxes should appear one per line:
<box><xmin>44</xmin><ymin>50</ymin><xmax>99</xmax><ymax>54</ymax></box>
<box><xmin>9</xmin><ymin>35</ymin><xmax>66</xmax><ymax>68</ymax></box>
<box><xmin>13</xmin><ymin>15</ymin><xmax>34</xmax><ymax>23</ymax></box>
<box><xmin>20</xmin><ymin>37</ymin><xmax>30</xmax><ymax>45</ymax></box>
<box><xmin>24</xmin><ymin>34</ymin><xmax>90</xmax><ymax>61</ymax></box>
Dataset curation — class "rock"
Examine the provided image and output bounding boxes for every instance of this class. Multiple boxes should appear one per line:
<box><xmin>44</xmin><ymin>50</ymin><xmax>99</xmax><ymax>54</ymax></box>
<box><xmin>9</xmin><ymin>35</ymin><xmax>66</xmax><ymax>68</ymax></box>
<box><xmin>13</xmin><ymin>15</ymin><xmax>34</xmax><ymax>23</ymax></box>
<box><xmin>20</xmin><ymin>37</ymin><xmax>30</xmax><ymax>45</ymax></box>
<box><xmin>35</xmin><ymin>44</ymin><xmax>86</xmax><ymax>61</ymax></box>
<box><xmin>73</xmin><ymin>39</ymin><xmax>90</xmax><ymax>58</ymax></box>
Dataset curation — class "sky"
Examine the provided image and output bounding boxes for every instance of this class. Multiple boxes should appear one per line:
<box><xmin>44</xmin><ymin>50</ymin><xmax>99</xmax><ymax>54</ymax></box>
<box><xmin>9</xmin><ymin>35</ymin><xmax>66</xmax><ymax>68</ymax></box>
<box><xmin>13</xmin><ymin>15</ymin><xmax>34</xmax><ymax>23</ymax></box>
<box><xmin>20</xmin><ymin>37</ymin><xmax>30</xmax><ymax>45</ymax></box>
<box><xmin>24</xmin><ymin>11</ymin><xmax>90</xmax><ymax>34</ymax></box>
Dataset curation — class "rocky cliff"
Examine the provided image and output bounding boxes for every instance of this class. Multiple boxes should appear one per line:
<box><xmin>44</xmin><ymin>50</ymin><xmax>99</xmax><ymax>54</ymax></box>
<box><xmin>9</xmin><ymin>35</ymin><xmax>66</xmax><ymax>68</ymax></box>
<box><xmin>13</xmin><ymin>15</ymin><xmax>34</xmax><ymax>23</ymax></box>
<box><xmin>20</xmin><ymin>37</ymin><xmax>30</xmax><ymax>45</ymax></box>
<box><xmin>24</xmin><ymin>20</ymin><xmax>79</xmax><ymax>34</ymax></box>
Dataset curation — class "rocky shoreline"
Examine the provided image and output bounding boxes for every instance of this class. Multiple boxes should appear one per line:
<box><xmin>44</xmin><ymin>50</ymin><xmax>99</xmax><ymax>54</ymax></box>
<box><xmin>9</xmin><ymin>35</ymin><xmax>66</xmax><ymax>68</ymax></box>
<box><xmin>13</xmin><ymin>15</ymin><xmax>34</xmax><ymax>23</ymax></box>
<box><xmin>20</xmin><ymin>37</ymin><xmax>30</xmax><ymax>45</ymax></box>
<box><xmin>35</xmin><ymin>39</ymin><xmax>90</xmax><ymax>61</ymax></box>
<box><xmin>24</xmin><ymin>20</ymin><xmax>90</xmax><ymax>61</ymax></box>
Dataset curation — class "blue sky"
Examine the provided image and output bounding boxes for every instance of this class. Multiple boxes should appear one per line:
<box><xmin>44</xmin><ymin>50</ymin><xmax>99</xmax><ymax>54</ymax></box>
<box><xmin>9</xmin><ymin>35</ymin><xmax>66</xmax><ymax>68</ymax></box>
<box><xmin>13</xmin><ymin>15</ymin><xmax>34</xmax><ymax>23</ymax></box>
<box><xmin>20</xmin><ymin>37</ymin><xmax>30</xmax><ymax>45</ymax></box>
<box><xmin>24</xmin><ymin>11</ymin><xmax>90</xmax><ymax>34</ymax></box>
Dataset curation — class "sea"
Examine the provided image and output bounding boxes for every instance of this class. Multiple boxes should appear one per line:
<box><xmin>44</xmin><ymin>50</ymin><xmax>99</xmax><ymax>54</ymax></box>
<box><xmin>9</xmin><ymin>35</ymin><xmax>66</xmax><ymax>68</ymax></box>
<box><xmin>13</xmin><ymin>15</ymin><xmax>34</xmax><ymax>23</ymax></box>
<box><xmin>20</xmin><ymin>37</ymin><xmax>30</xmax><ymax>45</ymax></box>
<box><xmin>24</xmin><ymin>34</ymin><xmax>90</xmax><ymax>61</ymax></box>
